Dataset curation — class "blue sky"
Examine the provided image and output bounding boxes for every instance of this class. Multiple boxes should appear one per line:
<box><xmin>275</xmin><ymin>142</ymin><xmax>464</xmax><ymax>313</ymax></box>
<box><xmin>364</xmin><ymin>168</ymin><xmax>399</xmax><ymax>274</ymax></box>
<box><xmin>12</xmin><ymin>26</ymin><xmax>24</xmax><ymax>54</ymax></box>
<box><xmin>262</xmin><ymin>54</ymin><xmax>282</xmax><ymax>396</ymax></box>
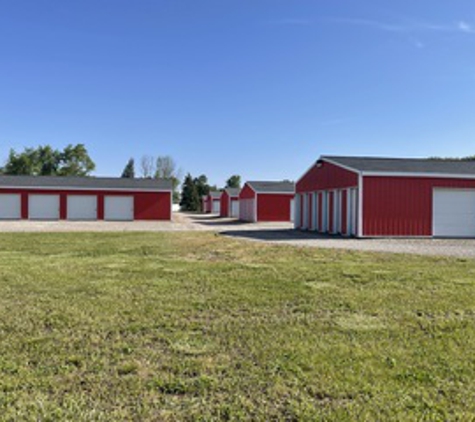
<box><xmin>1</xmin><ymin>1</ymin><xmax>474</xmax><ymax>186</ymax></box>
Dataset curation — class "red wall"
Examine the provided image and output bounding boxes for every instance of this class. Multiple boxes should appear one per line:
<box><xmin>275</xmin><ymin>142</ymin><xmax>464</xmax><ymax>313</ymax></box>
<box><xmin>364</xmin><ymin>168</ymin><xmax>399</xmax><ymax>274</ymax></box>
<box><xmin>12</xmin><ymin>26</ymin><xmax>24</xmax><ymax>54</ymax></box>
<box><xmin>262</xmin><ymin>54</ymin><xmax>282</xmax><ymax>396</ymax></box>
<box><xmin>257</xmin><ymin>193</ymin><xmax>294</xmax><ymax>222</ymax></box>
<box><xmin>297</xmin><ymin>160</ymin><xmax>358</xmax><ymax>193</ymax></box>
<box><xmin>239</xmin><ymin>184</ymin><xmax>256</xmax><ymax>200</ymax></box>
<box><xmin>363</xmin><ymin>176</ymin><xmax>475</xmax><ymax>236</ymax></box>
<box><xmin>220</xmin><ymin>191</ymin><xmax>229</xmax><ymax>217</ymax></box>
<box><xmin>0</xmin><ymin>188</ymin><xmax>171</xmax><ymax>221</ymax></box>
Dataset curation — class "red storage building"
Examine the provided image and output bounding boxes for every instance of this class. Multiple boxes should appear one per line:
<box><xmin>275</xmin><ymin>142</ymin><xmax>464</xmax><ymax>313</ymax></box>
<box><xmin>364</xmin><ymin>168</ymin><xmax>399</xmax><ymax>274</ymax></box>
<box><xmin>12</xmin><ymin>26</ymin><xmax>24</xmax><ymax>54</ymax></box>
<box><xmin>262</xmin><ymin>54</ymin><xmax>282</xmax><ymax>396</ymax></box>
<box><xmin>296</xmin><ymin>155</ymin><xmax>475</xmax><ymax>238</ymax></box>
<box><xmin>220</xmin><ymin>188</ymin><xmax>240</xmax><ymax>218</ymax></box>
<box><xmin>204</xmin><ymin>191</ymin><xmax>221</xmax><ymax>214</ymax></box>
<box><xmin>239</xmin><ymin>181</ymin><xmax>295</xmax><ymax>222</ymax></box>
<box><xmin>0</xmin><ymin>175</ymin><xmax>173</xmax><ymax>221</ymax></box>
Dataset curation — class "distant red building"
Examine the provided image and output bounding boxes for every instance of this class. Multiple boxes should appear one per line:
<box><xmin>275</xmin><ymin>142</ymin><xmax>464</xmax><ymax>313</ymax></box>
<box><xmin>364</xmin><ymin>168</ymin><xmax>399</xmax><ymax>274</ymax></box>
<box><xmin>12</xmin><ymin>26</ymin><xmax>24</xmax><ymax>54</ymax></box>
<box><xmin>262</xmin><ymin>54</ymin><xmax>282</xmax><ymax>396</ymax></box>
<box><xmin>239</xmin><ymin>181</ymin><xmax>295</xmax><ymax>222</ymax></box>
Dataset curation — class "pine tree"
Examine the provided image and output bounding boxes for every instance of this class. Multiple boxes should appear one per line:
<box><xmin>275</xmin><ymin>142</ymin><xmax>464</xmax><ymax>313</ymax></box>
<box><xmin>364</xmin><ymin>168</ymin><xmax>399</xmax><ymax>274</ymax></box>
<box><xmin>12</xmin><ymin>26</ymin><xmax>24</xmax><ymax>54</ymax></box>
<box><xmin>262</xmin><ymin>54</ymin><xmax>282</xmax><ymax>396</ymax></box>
<box><xmin>180</xmin><ymin>173</ymin><xmax>200</xmax><ymax>211</ymax></box>
<box><xmin>121</xmin><ymin>158</ymin><xmax>135</xmax><ymax>178</ymax></box>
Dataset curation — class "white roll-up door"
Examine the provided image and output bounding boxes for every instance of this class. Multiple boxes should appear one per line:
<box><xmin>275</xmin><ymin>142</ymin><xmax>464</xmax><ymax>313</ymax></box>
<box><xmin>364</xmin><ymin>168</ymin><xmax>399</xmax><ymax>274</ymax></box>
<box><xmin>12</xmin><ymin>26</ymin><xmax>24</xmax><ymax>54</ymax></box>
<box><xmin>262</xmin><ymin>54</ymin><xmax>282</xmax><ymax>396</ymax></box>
<box><xmin>0</xmin><ymin>194</ymin><xmax>21</xmax><ymax>219</ymax></box>
<box><xmin>239</xmin><ymin>199</ymin><xmax>256</xmax><ymax>222</ymax></box>
<box><xmin>67</xmin><ymin>195</ymin><xmax>97</xmax><ymax>221</ymax></box>
<box><xmin>212</xmin><ymin>200</ymin><xmax>220</xmax><ymax>214</ymax></box>
<box><xmin>104</xmin><ymin>196</ymin><xmax>134</xmax><ymax>221</ymax></box>
<box><xmin>231</xmin><ymin>200</ymin><xmax>239</xmax><ymax>218</ymax></box>
<box><xmin>433</xmin><ymin>189</ymin><xmax>475</xmax><ymax>237</ymax></box>
<box><xmin>29</xmin><ymin>195</ymin><xmax>60</xmax><ymax>220</ymax></box>
<box><xmin>290</xmin><ymin>198</ymin><xmax>295</xmax><ymax>223</ymax></box>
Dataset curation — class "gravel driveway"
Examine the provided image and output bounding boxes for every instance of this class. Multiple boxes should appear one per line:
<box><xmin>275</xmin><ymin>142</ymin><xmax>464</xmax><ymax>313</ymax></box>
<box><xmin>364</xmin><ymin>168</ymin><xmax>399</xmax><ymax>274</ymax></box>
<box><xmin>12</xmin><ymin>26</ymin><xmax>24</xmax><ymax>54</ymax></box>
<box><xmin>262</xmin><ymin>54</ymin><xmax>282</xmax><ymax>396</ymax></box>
<box><xmin>1</xmin><ymin>212</ymin><xmax>474</xmax><ymax>259</ymax></box>
<box><xmin>222</xmin><ymin>229</ymin><xmax>475</xmax><ymax>259</ymax></box>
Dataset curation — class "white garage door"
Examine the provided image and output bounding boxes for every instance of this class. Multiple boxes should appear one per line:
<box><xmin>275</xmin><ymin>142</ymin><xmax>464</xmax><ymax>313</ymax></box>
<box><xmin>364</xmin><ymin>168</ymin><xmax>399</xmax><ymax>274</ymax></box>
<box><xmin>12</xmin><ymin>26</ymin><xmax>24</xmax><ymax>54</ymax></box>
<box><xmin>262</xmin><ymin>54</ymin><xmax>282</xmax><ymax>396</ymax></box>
<box><xmin>433</xmin><ymin>189</ymin><xmax>475</xmax><ymax>237</ymax></box>
<box><xmin>104</xmin><ymin>196</ymin><xmax>134</xmax><ymax>221</ymax></box>
<box><xmin>239</xmin><ymin>199</ymin><xmax>256</xmax><ymax>222</ymax></box>
<box><xmin>0</xmin><ymin>194</ymin><xmax>21</xmax><ymax>219</ymax></box>
<box><xmin>212</xmin><ymin>200</ymin><xmax>220</xmax><ymax>214</ymax></box>
<box><xmin>230</xmin><ymin>200</ymin><xmax>239</xmax><ymax>218</ymax></box>
<box><xmin>67</xmin><ymin>195</ymin><xmax>97</xmax><ymax>220</ymax></box>
<box><xmin>29</xmin><ymin>195</ymin><xmax>60</xmax><ymax>220</ymax></box>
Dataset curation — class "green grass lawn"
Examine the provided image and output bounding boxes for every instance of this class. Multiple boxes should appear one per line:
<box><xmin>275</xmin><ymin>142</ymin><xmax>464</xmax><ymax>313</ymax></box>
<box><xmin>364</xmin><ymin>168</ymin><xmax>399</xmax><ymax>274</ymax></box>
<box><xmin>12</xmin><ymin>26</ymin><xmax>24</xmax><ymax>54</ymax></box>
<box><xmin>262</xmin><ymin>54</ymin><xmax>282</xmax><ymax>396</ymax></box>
<box><xmin>0</xmin><ymin>232</ymin><xmax>475</xmax><ymax>421</ymax></box>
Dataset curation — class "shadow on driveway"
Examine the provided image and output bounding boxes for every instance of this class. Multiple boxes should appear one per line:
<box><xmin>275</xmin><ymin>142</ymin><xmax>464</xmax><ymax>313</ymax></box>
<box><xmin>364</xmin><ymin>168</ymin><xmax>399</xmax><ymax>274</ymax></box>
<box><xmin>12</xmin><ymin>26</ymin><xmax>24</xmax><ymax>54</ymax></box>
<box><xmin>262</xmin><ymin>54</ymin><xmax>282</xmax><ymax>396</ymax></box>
<box><xmin>221</xmin><ymin>229</ymin><xmax>349</xmax><ymax>242</ymax></box>
<box><xmin>185</xmin><ymin>213</ymin><xmax>249</xmax><ymax>227</ymax></box>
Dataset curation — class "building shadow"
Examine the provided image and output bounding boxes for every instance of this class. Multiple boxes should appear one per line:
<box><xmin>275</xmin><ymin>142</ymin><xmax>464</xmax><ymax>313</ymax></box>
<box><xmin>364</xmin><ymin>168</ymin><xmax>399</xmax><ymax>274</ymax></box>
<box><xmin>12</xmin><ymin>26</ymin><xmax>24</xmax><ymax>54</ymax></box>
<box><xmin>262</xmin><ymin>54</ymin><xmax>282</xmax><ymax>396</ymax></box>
<box><xmin>220</xmin><ymin>229</ymin><xmax>350</xmax><ymax>242</ymax></box>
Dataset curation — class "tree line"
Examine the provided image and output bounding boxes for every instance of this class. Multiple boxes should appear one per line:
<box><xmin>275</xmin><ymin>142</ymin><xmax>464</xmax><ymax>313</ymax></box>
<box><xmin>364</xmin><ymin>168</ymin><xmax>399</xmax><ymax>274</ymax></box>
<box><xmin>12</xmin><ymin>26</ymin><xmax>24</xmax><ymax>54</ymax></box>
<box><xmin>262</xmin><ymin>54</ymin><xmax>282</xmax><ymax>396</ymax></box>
<box><xmin>0</xmin><ymin>144</ymin><xmax>241</xmax><ymax>209</ymax></box>
<box><xmin>180</xmin><ymin>174</ymin><xmax>241</xmax><ymax>211</ymax></box>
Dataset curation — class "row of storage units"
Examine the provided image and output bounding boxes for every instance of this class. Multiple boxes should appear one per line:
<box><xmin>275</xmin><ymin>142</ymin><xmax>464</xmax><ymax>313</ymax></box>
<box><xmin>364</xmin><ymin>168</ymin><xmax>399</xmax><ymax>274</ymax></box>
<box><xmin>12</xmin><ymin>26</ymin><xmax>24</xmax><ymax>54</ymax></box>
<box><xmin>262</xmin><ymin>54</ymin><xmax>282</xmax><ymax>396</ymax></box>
<box><xmin>0</xmin><ymin>193</ymin><xmax>135</xmax><ymax>221</ymax></box>
<box><xmin>0</xmin><ymin>176</ymin><xmax>173</xmax><ymax>221</ymax></box>
<box><xmin>295</xmin><ymin>189</ymin><xmax>358</xmax><ymax>236</ymax></box>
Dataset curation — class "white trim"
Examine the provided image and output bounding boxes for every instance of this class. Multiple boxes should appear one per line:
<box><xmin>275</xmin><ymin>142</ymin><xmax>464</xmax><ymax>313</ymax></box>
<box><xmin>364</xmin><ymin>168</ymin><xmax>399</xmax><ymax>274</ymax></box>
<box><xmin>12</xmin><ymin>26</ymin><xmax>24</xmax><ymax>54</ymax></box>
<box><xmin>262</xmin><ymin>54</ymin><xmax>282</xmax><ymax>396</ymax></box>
<box><xmin>254</xmin><ymin>193</ymin><xmax>258</xmax><ymax>222</ymax></box>
<box><xmin>0</xmin><ymin>186</ymin><xmax>172</xmax><ymax>193</ymax></box>
<box><xmin>362</xmin><ymin>171</ymin><xmax>475</xmax><ymax>179</ymax></box>
<box><xmin>357</xmin><ymin>174</ymin><xmax>363</xmax><ymax>238</ymax></box>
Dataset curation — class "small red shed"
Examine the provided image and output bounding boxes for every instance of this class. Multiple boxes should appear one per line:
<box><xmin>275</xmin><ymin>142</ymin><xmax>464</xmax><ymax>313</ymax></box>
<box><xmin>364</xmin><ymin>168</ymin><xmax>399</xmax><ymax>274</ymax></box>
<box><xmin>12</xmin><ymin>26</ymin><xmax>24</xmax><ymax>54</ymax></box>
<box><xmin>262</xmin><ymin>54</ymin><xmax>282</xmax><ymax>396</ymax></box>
<box><xmin>239</xmin><ymin>181</ymin><xmax>295</xmax><ymax>223</ymax></box>
<box><xmin>220</xmin><ymin>188</ymin><xmax>240</xmax><ymax>218</ymax></box>
<box><xmin>0</xmin><ymin>175</ymin><xmax>173</xmax><ymax>221</ymax></box>
<box><xmin>296</xmin><ymin>155</ymin><xmax>475</xmax><ymax>238</ymax></box>
<box><xmin>205</xmin><ymin>191</ymin><xmax>221</xmax><ymax>214</ymax></box>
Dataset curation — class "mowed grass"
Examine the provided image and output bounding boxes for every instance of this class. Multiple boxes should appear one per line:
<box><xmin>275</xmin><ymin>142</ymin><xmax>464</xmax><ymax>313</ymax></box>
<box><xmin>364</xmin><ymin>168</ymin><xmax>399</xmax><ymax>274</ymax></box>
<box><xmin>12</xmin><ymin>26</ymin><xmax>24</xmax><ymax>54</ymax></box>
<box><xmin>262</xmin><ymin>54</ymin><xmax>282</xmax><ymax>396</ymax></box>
<box><xmin>0</xmin><ymin>233</ymin><xmax>475</xmax><ymax>421</ymax></box>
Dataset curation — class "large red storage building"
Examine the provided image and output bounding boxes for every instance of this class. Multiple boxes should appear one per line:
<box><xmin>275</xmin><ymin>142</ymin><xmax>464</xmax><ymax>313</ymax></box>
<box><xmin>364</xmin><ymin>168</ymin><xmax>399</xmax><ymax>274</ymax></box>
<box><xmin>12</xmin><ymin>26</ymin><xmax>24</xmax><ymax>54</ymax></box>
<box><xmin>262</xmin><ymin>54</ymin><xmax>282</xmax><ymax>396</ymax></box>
<box><xmin>0</xmin><ymin>175</ymin><xmax>173</xmax><ymax>221</ymax></box>
<box><xmin>220</xmin><ymin>188</ymin><xmax>240</xmax><ymax>218</ymax></box>
<box><xmin>296</xmin><ymin>156</ymin><xmax>475</xmax><ymax>238</ymax></box>
<box><xmin>239</xmin><ymin>181</ymin><xmax>295</xmax><ymax>222</ymax></box>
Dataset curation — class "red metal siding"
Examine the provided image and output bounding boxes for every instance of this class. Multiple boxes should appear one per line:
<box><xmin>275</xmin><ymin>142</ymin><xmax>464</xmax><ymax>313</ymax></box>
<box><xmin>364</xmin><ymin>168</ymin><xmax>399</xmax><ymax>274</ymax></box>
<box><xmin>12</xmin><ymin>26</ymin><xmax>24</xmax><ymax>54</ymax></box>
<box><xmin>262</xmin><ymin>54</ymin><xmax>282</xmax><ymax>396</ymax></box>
<box><xmin>239</xmin><ymin>184</ymin><xmax>256</xmax><ymax>200</ymax></box>
<box><xmin>341</xmin><ymin>190</ymin><xmax>347</xmax><ymax>235</ymax></box>
<box><xmin>363</xmin><ymin>176</ymin><xmax>475</xmax><ymax>236</ymax></box>
<box><xmin>220</xmin><ymin>192</ymin><xmax>229</xmax><ymax>217</ymax></box>
<box><xmin>297</xmin><ymin>161</ymin><xmax>358</xmax><ymax>193</ymax></box>
<box><xmin>134</xmin><ymin>192</ymin><xmax>171</xmax><ymax>220</ymax></box>
<box><xmin>0</xmin><ymin>188</ymin><xmax>171</xmax><ymax>221</ymax></box>
<box><xmin>257</xmin><ymin>193</ymin><xmax>294</xmax><ymax>222</ymax></box>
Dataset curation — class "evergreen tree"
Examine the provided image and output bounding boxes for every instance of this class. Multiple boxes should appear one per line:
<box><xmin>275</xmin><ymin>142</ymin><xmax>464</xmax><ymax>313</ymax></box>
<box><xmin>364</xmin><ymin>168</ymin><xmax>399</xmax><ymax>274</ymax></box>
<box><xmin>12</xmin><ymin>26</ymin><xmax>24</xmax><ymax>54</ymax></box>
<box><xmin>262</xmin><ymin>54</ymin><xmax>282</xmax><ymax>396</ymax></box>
<box><xmin>180</xmin><ymin>173</ymin><xmax>200</xmax><ymax>211</ymax></box>
<box><xmin>121</xmin><ymin>158</ymin><xmax>135</xmax><ymax>178</ymax></box>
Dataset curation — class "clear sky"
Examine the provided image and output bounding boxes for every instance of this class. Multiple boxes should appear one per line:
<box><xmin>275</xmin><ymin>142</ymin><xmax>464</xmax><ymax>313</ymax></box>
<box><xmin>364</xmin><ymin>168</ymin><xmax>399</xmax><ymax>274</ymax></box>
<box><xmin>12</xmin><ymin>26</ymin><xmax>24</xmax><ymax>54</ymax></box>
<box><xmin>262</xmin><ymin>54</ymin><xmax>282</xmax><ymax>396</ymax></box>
<box><xmin>1</xmin><ymin>1</ymin><xmax>474</xmax><ymax>186</ymax></box>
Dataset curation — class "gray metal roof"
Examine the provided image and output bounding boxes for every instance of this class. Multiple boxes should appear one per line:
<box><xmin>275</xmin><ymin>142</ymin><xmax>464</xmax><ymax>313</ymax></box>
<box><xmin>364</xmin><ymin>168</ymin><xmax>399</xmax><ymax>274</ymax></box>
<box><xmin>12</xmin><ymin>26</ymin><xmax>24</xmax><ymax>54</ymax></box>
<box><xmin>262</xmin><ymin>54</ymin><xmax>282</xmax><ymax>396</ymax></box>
<box><xmin>209</xmin><ymin>191</ymin><xmax>222</xmax><ymax>199</ymax></box>
<box><xmin>247</xmin><ymin>181</ymin><xmax>295</xmax><ymax>193</ymax></box>
<box><xmin>0</xmin><ymin>175</ymin><xmax>173</xmax><ymax>191</ymax></box>
<box><xmin>322</xmin><ymin>156</ymin><xmax>475</xmax><ymax>175</ymax></box>
<box><xmin>224</xmin><ymin>188</ymin><xmax>240</xmax><ymax>197</ymax></box>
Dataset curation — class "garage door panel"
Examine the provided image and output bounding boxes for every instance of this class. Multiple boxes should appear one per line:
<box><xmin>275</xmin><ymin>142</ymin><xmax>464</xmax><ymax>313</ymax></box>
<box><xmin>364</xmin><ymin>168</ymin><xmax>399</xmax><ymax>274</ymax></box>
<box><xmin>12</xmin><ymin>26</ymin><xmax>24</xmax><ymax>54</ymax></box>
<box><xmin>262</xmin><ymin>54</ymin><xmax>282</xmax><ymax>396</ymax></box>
<box><xmin>0</xmin><ymin>194</ymin><xmax>21</xmax><ymax>219</ymax></box>
<box><xmin>239</xmin><ymin>198</ymin><xmax>255</xmax><ymax>222</ymax></box>
<box><xmin>231</xmin><ymin>200</ymin><xmax>239</xmax><ymax>218</ymax></box>
<box><xmin>433</xmin><ymin>190</ymin><xmax>475</xmax><ymax>237</ymax></box>
<box><xmin>105</xmin><ymin>196</ymin><xmax>134</xmax><ymax>221</ymax></box>
<box><xmin>212</xmin><ymin>200</ymin><xmax>220</xmax><ymax>214</ymax></box>
<box><xmin>29</xmin><ymin>195</ymin><xmax>60</xmax><ymax>220</ymax></box>
<box><xmin>67</xmin><ymin>195</ymin><xmax>97</xmax><ymax>220</ymax></box>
